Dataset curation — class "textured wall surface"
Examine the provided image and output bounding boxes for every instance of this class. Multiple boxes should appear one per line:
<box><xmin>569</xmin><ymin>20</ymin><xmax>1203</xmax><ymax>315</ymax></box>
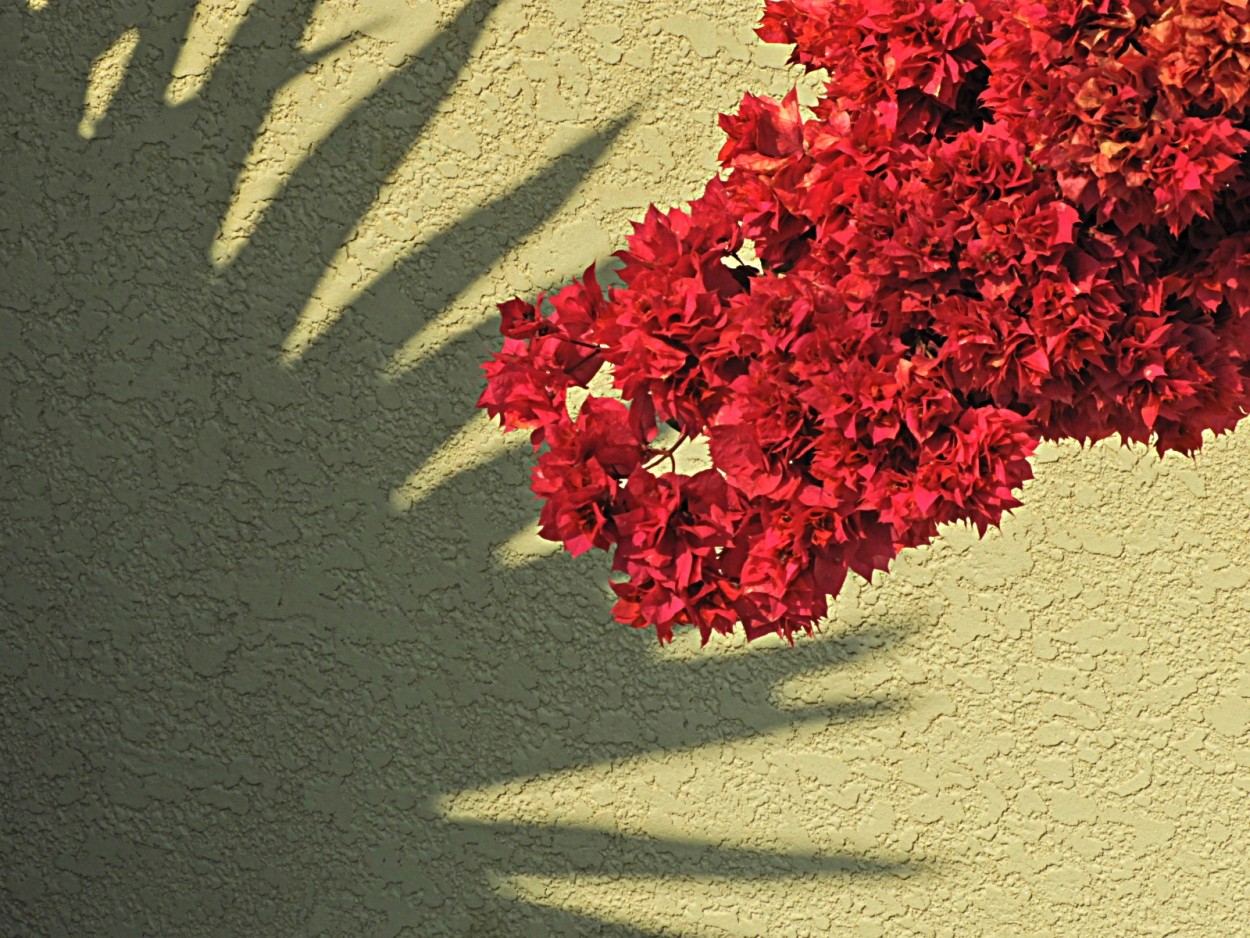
<box><xmin>2</xmin><ymin>1</ymin><xmax>1249</xmax><ymax>935</ymax></box>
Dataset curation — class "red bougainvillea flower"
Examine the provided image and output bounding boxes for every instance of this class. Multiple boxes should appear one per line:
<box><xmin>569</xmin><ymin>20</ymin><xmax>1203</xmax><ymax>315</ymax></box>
<box><xmin>478</xmin><ymin>0</ymin><xmax>1250</xmax><ymax>646</ymax></box>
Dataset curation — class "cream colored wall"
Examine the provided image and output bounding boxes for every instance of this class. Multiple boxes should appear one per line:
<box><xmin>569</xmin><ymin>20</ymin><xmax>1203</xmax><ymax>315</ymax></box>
<box><xmin>2</xmin><ymin>1</ymin><xmax>1248</xmax><ymax>935</ymax></box>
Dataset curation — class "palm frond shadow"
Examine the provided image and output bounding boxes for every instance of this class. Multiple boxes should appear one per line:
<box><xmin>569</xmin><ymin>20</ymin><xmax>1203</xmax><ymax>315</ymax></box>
<box><xmin>457</xmin><ymin>822</ymin><xmax>916</xmax><ymax>879</ymax></box>
<box><xmin>384</xmin><ymin>821</ymin><xmax>916</xmax><ymax>937</ymax></box>
<box><xmin>220</xmin><ymin>0</ymin><xmax>519</xmax><ymax>336</ymax></box>
<box><xmin>3</xmin><ymin>3</ymin><xmax>922</xmax><ymax>935</ymax></box>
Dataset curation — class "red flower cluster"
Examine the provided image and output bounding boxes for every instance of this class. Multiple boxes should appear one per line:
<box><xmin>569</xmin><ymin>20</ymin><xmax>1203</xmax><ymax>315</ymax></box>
<box><xmin>479</xmin><ymin>0</ymin><xmax>1250</xmax><ymax>645</ymax></box>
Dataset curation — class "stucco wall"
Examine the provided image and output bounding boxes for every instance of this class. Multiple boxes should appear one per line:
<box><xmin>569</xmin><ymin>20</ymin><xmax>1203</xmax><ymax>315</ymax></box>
<box><xmin>2</xmin><ymin>1</ymin><xmax>1248</xmax><ymax>935</ymax></box>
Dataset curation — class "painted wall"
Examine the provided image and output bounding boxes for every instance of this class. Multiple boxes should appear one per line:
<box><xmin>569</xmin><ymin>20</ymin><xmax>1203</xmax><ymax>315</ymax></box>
<box><xmin>2</xmin><ymin>1</ymin><xmax>1248</xmax><ymax>935</ymax></box>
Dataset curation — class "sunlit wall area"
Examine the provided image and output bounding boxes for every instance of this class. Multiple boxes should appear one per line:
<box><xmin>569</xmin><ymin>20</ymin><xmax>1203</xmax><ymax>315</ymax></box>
<box><xmin>2</xmin><ymin>0</ymin><xmax>1248</xmax><ymax>935</ymax></box>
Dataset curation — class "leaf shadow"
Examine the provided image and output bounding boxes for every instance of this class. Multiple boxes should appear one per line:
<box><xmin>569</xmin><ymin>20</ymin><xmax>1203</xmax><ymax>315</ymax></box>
<box><xmin>2</xmin><ymin>3</ymin><xmax>924</xmax><ymax>936</ymax></box>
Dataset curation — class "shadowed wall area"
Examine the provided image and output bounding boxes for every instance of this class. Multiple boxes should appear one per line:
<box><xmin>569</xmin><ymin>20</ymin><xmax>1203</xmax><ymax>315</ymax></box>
<box><xmin>1</xmin><ymin>1</ymin><xmax>1248</xmax><ymax>935</ymax></box>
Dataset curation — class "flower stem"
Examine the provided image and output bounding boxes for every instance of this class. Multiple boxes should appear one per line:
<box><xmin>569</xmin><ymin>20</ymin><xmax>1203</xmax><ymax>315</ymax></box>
<box><xmin>643</xmin><ymin>430</ymin><xmax>691</xmax><ymax>472</ymax></box>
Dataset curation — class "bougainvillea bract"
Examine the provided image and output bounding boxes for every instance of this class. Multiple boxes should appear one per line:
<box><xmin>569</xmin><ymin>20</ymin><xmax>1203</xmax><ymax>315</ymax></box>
<box><xmin>479</xmin><ymin>0</ymin><xmax>1250</xmax><ymax>645</ymax></box>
